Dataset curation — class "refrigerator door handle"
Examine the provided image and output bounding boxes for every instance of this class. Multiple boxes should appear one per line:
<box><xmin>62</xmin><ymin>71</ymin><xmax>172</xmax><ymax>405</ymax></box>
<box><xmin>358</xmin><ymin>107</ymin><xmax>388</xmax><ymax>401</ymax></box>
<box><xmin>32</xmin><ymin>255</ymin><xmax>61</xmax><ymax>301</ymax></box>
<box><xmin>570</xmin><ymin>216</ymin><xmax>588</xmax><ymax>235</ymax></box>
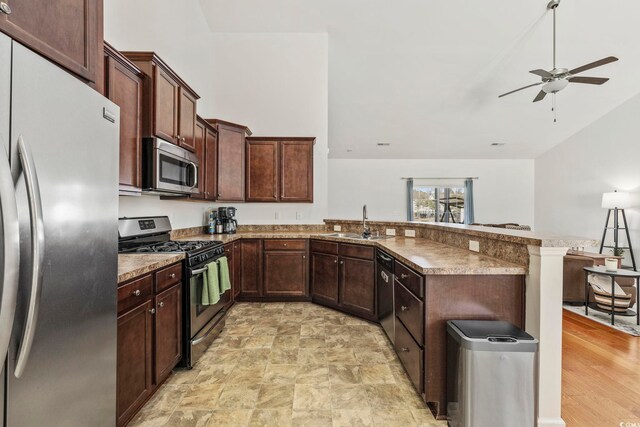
<box><xmin>0</xmin><ymin>144</ymin><xmax>20</xmax><ymax>362</ymax></box>
<box><xmin>14</xmin><ymin>135</ymin><xmax>45</xmax><ymax>378</ymax></box>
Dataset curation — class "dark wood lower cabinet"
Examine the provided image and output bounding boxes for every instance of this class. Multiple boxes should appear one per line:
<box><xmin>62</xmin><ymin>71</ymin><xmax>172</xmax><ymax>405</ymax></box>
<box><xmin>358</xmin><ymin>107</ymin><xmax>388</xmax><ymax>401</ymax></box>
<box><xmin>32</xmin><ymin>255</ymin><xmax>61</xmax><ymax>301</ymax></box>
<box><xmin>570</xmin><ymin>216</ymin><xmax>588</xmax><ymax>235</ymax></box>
<box><xmin>339</xmin><ymin>256</ymin><xmax>375</xmax><ymax>318</ymax></box>
<box><xmin>233</xmin><ymin>242</ymin><xmax>241</xmax><ymax>300</ymax></box>
<box><xmin>239</xmin><ymin>239</ymin><xmax>263</xmax><ymax>298</ymax></box>
<box><xmin>311</xmin><ymin>252</ymin><xmax>339</xmax><ymax>304</ymax></box>
<box><xmin>263</xmin><ymin>251</ymin><xmax>308</xmax><ymax>297</ymax></box>
<box><xmin>154</xmin><ymin>284</ymin><xmax>182</xmax><ymax>384</ymax></box>
<box><xmin>117</xmin><ymin>299</ymin><xmax>153</xmax><ymax>427</ymax></box>
<box><xmin>224</xmin><ymin>242</ymin><xmax>235</xmax><ymax>304</ymax></box>
<box><xmin>116</xmin><ymin>263</ymin><xmax>183</xmax><ymax>427</ymax></box>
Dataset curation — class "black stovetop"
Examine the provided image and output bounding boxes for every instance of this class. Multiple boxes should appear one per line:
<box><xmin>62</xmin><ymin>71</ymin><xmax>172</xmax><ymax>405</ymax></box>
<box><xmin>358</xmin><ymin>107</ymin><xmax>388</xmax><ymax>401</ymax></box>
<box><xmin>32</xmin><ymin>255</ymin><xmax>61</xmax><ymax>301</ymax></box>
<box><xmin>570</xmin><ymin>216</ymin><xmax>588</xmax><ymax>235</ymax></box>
<box><xmin>120</xmin><ymin>240</ymin><xmax>222</xmax><ymax>254</ymax></box>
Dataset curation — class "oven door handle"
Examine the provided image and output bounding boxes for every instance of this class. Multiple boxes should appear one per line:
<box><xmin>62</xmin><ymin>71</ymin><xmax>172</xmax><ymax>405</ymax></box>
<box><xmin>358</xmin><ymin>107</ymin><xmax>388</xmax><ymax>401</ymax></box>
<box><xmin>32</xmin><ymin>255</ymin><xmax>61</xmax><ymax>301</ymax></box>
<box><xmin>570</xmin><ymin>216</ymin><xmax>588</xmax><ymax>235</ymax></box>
<box><xmin>191</xmin><ymin>265</ymin><xmax>208</xmax><ymax>276</ymax></box>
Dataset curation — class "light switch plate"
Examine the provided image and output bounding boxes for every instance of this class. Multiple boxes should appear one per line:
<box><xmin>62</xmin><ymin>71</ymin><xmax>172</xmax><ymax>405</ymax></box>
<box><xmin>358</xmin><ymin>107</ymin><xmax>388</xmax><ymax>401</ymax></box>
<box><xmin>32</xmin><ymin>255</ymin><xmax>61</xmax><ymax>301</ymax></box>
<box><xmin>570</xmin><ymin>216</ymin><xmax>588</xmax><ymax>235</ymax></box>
<box><xmin>469</xmin><ymin>240</ymin><xmax>480</xmax><ymax>252</ymax></box>
<box><xmin>386</xmin><ymin>229</ymin><xmax>396</xmax><ymax>236</ymax></box>
<box><xmin>405</xmin><ymin>229</ymin><xmax>416</xmax><ymax>237</ymax></box>
<box><xmin>333</xmin><ymin>225</ymin><xmax>342</xmax><ymax>231</ymax></box>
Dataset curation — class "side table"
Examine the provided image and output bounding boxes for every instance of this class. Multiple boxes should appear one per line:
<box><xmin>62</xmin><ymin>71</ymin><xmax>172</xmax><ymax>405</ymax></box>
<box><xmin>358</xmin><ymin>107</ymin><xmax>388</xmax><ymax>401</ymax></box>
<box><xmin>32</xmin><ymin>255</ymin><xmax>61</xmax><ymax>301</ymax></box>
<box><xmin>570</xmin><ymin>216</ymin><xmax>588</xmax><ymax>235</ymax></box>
<box><xmin>583</xmin><ymin>266</ymin><xmax>640</xmax><ymax>325</ymax></box>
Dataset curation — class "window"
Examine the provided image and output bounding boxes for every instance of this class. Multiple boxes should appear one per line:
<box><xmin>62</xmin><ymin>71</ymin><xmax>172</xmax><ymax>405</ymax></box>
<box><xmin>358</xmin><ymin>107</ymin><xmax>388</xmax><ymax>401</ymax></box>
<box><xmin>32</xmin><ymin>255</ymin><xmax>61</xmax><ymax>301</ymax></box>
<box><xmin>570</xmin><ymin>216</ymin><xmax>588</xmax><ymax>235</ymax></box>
<box><xmin>411</xmin><ymin>185</ymin><xmax>465</xmax><ymax>223</ymax></box>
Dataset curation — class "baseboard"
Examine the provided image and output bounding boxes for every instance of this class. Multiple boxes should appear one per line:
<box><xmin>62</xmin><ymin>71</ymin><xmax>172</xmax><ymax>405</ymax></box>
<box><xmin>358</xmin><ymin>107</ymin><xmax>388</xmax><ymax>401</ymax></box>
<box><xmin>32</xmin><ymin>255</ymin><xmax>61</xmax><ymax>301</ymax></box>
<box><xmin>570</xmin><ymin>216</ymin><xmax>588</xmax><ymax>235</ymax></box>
<box><xmin>538</xmin><ymin>417</ymin><xmax>566</xmax><ymax>427</ymax></box>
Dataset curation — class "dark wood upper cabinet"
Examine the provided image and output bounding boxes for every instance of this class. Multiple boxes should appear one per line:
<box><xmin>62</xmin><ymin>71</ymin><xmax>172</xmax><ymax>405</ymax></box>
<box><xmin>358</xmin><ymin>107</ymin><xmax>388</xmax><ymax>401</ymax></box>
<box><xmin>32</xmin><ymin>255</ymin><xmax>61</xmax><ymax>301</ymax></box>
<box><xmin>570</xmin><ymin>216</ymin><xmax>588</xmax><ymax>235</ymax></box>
<box><xmin>117</xmin><ymin>298</ymin><xmax>153</xmax><ymax>427</ymax></box>
<box><xmin>154</xmin><ymin>284</ymin><xmax>182</xmax><ymax>384</ymax></box>
<box><xmin>178</xmin><ymin>88</ymin><xmax>197</xmax><ymax>151</ymax></box>
<box><xmin>204</xmin><ymin>123</ymin><xmax>218</xmax><ymax>201</ymax></box>
<box><xmin>192</xmin><ymin>119</ymin><xmax>206</xmax><ymax>199</ymax></box>
<box><xmin>280</xmin><ymin>139</ymin><xmax>314</xmax><ymax>202</ymax></box>
<box><xmin>0</xmin><ymin>0</ymin><xmax>102</xmax><ymax>86</ymax></box>
<box><xmin>123</xmin><ymin>52</ymin><xmax>199</xmax><ymax>149</ymax></box>
<box><xmin>206</xmin><ymin>119</ymin><xmax>251</xmax><ymax>202</ymax></box>
<box><xmin>245</xmin><ymin>137</ymin><xmax>315</xmax><ymax>203</ymax></box>
<box><xmin>239</xmin><ymin>239</ymin><xmax>262</xmax><ymax>298</ymax></box>
<box><xmin>104</xmin><ymin>43</ymin><xmax>143</xmax><ymax>196</ymax></box>
<box><xmin>311</xmin><ymin>252</ymin><xmax>339</xmax><ymax>304</ymax></box>
<box><xmin>246</xmin><ymin>140</ymin><xmax>279</xmax><ymax>202</ymax></box>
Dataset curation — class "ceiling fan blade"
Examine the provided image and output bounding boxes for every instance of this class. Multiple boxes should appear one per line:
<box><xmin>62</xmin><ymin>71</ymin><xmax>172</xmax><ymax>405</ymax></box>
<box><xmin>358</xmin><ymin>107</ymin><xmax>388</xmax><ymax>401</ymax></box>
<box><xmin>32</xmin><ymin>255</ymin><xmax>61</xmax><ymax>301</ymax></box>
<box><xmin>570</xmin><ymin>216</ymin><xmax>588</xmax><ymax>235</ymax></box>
<box><xmin>533</xmin><ymin>90</ymin><xmax>547</xmax><ymax>102</ymax></box>
<box><xmin>568</xmin><ymin>76</ymin><xmax>609</xmax><ymax>85</ymax></box>
<box><xmin>569</xmin><ymin>56</ymin><xmax>618</xmax><ymax>75</ymax></box>
<box><xmin>529</xmin><ymin>69</ymin><xmax>552</xmax><ymax>78</ymax></box>
<box><xmin>498</xmin><ymin>81</ymin><xmax>543</xmax><ymax>98</ymax></box>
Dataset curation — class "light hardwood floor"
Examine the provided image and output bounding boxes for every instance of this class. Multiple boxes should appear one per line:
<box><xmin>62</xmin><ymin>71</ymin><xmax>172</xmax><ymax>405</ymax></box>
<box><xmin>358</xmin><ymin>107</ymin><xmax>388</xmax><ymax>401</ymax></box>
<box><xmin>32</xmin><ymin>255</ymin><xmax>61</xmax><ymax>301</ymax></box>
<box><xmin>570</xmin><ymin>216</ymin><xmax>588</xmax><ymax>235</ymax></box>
<box><xmin>562</xmin><ymin>309</ymin><xmax>640</xmax><ymax>426</ymax></box>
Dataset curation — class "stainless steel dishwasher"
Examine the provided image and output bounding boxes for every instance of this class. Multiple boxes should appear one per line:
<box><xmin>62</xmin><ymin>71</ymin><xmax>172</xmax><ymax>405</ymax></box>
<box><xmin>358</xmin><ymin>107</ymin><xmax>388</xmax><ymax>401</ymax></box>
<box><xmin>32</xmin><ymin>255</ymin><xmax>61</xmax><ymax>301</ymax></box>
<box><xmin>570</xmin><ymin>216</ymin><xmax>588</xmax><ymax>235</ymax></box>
<box><xmin>376</xmin><ymin>249</ymin><xmax>395</xmax><ymax>342</ymax></box>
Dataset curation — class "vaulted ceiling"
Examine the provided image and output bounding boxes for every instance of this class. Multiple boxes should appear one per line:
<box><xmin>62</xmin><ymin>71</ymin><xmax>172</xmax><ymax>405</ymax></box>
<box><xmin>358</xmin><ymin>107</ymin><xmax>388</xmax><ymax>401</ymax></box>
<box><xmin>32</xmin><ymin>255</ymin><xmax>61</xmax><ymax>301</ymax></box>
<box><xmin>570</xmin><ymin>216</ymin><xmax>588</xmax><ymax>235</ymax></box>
<box><xmin>198</xmin><ymin>0</ymin><xmax>640</xmax><ymax>159</ymax></box>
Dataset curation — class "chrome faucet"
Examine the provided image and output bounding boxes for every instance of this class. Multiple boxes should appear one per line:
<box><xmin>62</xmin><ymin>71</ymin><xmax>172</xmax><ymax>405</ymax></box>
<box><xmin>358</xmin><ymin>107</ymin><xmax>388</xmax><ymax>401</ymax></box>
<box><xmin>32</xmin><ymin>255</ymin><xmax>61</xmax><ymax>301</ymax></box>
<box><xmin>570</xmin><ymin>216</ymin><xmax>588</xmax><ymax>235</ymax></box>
<box><xmin>362</xmin><ymin>204</ymin><xmax>371</xmax><ymax>238</ymax></box>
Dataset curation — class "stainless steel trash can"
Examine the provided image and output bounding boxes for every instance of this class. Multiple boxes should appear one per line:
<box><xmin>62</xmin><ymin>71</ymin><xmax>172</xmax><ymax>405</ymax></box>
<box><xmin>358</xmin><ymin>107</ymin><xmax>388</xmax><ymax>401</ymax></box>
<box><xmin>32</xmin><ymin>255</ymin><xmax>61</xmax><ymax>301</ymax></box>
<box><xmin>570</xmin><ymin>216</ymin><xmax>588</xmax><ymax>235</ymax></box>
<box><xmin>446</xmin><ymin>320</ymin><xmax>538</xmax><ymax>427</ymax></box>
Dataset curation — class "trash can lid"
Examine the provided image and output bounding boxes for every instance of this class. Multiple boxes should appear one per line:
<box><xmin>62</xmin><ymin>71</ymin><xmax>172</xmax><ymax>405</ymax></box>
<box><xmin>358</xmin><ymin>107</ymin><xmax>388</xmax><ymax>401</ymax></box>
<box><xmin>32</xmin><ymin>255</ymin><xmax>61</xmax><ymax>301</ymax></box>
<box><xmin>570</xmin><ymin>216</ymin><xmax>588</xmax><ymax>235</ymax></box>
<box><xmin>448</xmin><ymin>320</ymin><xmax>534</xmax><ymax>341</ymax></box>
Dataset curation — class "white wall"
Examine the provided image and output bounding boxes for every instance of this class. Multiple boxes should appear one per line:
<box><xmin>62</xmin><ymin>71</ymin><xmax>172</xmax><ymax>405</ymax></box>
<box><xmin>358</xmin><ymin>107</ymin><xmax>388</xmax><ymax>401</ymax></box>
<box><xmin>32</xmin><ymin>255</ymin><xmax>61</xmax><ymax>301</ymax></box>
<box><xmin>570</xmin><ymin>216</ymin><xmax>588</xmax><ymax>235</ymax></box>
<box><xmin>328</xmin><ymin>159</ymin><xmax>535</xmax><ymax>226</ymax></box>
<box><xmin>104</xmin><ymin>2</ymin><xmax>329</xmax><ymax>228</ymax></box>
<box><xmin>535</xmin><ymin>94</ymin><xmax>640</xmax><ymax>258</ymax></box>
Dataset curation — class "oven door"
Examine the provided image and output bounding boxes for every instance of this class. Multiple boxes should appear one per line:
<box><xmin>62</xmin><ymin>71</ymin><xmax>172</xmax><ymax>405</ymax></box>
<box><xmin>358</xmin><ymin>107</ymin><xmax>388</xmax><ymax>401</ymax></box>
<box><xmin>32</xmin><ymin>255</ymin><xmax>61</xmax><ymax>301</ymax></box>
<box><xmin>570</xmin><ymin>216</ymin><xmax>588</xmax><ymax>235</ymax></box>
<box><xmin>189</xmin><ymin>264</ymin><xmax>229</xmax><ymax>336</ymax></box>
<box><xmin>152</xmin><ymin>138</ymin><xmax>199</xmax><ymax>194</ymax></box>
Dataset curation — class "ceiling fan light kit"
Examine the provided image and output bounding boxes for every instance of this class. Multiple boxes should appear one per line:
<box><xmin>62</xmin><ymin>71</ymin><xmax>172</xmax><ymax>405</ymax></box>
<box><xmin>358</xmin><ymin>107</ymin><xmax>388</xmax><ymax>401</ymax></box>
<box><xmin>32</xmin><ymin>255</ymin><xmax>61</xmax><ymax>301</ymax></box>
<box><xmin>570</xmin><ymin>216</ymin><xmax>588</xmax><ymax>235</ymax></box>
<box><xmin>498</xmin><ymin>0</ymin><xmax>618</xmax><ymax>121</ymax></box>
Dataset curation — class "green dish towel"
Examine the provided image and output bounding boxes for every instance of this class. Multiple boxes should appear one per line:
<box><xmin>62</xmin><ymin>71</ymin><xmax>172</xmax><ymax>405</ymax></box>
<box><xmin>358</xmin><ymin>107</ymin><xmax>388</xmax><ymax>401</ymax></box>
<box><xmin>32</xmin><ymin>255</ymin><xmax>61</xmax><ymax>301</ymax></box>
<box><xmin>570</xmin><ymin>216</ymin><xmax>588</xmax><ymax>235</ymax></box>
<box><xmin>218</xmin><ymin>256</ymin><xmax>232</xmax><ymax>293</ymax></box>
<box><xmin>202</xmin><ymin>261</ymin><xmax>221</xmax><ymax>305</ymax></box>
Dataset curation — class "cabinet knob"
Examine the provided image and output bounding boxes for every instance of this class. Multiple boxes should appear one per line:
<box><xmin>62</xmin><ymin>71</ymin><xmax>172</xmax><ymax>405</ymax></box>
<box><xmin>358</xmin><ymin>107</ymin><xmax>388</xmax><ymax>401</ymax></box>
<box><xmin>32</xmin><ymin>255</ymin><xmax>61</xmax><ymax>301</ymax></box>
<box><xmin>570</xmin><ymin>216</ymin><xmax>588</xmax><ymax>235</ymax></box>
<box><xmin>400</xmin><ymin>347</ymin><xmax>410</xmax><ymax>352</ymax></box>
<box><xmin>132</xmin><ymin>289</ymin><xmax>141</xmax><ymax>297</ymax></box>
<box><xmin>340</xmin><ymin>260</ymin><xmax>344</xmax><ymax>265</ymax></box>
<box><xmin>149</xmin><ymin>308</ymin><xmax>156</xmax><ymax>314</ymax></box>
<box><xmin>159</xmin><ymin>301</ymin><xmax>165</xmax><ymax>308</ymax></box>
<box><xmin>0</xmin><ymin>2</ymin><xmax>11</xmax><ymax>14</ymax></box>
<box><xmin>283</xmin><ymin>243</ymin><xmax>287</xmax><ymax>246</ymax></box>
<box><xmin>182</xmin><ymin>137</ymin><xmax>186</xmax><ymax>142</ymax></box>
<box><xmin>169</xmin><ymin>273</ymin><xmax>176</xmax><ymax>278</ymax></box>
<box><xmin>401</xmin><ymin>305</ymin><xmax>409</xmax><ymax>311</ymax></box>
<box><xmin>218</xmin><ymin>193</ymin><xmax>221</xmax><ymax>198</ymax></box>
<box><xmin>334</xmin><ymin>259</ymin><xmax>338</xmax><ymax>264</ymax></box>
<box><xmin>401</xmin><ymin>274</ymin><xmax>409</xmax><ymax>279</ymax></box>
<box><xmin>303</xmin><ymin>255</ymin><xmax>306</xmax><ymax>259</ymax></box>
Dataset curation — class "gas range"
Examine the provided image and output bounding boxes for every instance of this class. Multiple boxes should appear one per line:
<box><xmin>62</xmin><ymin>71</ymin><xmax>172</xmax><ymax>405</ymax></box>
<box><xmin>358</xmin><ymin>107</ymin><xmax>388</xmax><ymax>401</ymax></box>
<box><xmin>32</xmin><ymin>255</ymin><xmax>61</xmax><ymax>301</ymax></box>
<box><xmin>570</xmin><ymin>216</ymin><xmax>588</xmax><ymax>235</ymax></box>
<box><xmin>118</xmin><ymin>216</ymin><xmax>225</xmax><ymax>267</ymax></box>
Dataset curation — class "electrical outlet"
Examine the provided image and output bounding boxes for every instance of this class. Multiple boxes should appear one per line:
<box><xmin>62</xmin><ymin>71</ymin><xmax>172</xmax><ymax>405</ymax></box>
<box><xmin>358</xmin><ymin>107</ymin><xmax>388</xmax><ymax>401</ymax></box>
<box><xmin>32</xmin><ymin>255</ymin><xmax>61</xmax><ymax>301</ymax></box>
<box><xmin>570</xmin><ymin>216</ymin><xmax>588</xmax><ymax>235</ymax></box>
<box><xmin>333</xmin><ymin>225</ymin><xmax>342</xmax><ymax>231</ymax></box>
<box><xmin>405</xmin><ymin>229</ymin><xmax>416</xmax><ymax>237</ymax></box>
<box><xmin>469</xmin><ymin>240</ymin><xmax>480</xmax><ymax>252</ymax></box>
<box><xmin>386</xmin><ymin>229</ymin><xmax>396</xmax><ymax>236</ymax></box>
<box><xmin>296</xmin><ymin>212</ymin><xmax>302</xmax><ymax>220</ymax></box>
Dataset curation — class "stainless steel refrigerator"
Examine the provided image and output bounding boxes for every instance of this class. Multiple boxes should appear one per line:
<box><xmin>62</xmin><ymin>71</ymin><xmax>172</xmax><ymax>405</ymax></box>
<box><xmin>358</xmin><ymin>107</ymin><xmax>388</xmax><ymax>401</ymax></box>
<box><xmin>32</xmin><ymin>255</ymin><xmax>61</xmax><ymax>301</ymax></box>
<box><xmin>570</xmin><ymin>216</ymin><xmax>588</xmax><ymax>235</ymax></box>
<box><xmin>0</xmin><ymin>33</ymin><xmax>120</xmax><ymax>426</ymax></box>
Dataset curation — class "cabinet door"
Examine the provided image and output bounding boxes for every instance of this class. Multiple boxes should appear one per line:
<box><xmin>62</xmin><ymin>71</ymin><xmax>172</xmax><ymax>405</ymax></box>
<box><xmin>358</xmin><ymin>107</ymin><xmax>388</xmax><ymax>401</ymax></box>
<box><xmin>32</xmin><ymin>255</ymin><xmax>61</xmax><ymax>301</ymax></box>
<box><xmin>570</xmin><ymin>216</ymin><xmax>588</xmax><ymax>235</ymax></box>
<box><xmin>204</xmin><ymin>127</ymin><xmax>218</xmax><ymax>200</ymax></box>
<box><xmin>192</xmin><ymin>120</ymin><xmax>205</xmax><ymax>198</ymax></box>
<box><xmin>0</xmin><ymin>0</ymin><xmax>100</xmax><ymax>83</ymax></box>
<box><xmin>246</xmin><ymin>140</ymin><xmax>278</xmax><ymax>202</ymax></box>
<box><xmin>177</xmin><ymin>88</ymin><xmax>197</xmax><ymax>151</ymax></box>
<box><xmin>233</xmin><ymin>242</ymin><xmax>241</xmax><ymax>300</ymax></box>
<box><xmin>311</xmin><ymin>253</ymin><xmax>339</xmax><ymax>304</ymax></box>
<box><xmin>106</xmin><ymin>55</ymin><xmax>143</xmax><ymax>194</ymax></box>
<box><xmin>240</xmin><ymin>240</ymin><xmax>262</xmax><ymax>297</ymax></box>
<box><xmin>117</xmin><ymin>299</ymin><xmax>153</xmax><ymax>426</ymax></box>
<box><xmin>264</xmin><ymin>251</ymin><xmax>308</xmax><ymax>297</ymax></box>
<box><xmin>153</xmin><ymin>66</ymin><xmax>179</xmax><ymax>143</ymax></box>
<box><xmin>224</xmin><ymin>243</ymin><xmax>235</xmax><ymax>302</ymax></box>
<box><xmin>280</xmin><ymin>140</ymin><xmax>313</xmax><ymax>202</ymax></box>
<box><xmin>340</xmin><ymin>257</ymin><xmax>375</xmax><ymax>317</ymax></box>
<box><xmin>217</xmin><ymin>124</ymin><xmax>245</xmax><ymax>201</ymax></box>
<box><xmin>154</xmin><ymin>284</ymin><xmax>182</xmax><ymax>384</ymax></box>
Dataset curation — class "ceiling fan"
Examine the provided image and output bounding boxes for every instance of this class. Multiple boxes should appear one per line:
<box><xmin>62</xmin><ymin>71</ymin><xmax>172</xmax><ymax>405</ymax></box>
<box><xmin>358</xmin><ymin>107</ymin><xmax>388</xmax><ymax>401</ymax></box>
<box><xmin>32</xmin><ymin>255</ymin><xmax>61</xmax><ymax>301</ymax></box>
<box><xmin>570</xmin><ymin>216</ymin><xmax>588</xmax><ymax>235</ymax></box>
<box><xmin>499</xmin><ymin>0</ymin><xmax>618</xmax><ymax>104</ymax></box>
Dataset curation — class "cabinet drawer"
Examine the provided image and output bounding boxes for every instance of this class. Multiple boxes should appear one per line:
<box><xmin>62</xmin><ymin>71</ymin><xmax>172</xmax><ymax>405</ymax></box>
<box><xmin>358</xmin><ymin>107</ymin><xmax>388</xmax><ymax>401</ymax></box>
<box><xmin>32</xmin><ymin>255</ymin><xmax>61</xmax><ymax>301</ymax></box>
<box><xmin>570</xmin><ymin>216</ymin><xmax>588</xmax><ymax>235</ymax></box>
<box><xmin>264</xmin><ymin>239</ymin><xmax>307</xmax><ymax>251</ymax></box>
<box><xmin>310</xmin><ymin>240</ymin><xmax>338</xmax><ymax>255</ymax></box>
<box><xmin>394</xmin><ymin>281</ymin><xmax>424</xmax><ymax>345</ymax></box>
<box><xmin>395</xmin><ymin>262</ymin><xmax>424</xmax><ymax>298</ymax></box>
<box><xmin>155</xmin><ymin>263</ymin><xmax>183</xmax><ymax>293</ymax></box>
<box><xmin>340</xmin><ymin>243</ymin><xmax>374</xmax><ymax>260</ymax></box>
<box><xmin>118</xmin><ymin>275</ymin><xmax>153</xmax><ymax>314</ymax></box>
<box><xmin>394</xmin><ymin>318</ymin><xmax>424</xmax><ymax>393</ymax></box>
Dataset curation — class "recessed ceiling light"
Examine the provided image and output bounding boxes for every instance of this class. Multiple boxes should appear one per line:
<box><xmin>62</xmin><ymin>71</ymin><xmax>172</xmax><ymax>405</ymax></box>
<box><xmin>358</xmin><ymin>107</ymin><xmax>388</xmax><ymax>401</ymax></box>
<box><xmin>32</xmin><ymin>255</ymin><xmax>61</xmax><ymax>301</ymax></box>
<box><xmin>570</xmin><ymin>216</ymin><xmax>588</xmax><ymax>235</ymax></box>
<box><xmin>491</xmin><ymin>143</ymin><xmax>506</xmax><ymax>147</ymax></box>
<box><xmin>346</xmin><ymin>148</ymin><xmax>353</xmax><ymax>152</ymax></box>
<box><xmin>377</xmin><ymin>143</ymin><xmax>391</xmax><ymax>146</ymax></box>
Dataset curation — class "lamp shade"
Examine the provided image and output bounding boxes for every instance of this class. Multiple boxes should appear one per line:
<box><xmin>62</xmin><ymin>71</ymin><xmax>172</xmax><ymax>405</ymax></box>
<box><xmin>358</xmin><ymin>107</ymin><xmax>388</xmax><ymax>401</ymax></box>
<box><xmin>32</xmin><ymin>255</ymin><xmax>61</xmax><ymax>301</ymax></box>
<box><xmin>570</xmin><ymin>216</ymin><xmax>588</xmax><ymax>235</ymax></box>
<box><xmin>602</xmin><ymin>191</ymin><xmax>631</xmax><ymax>209</ymax></box>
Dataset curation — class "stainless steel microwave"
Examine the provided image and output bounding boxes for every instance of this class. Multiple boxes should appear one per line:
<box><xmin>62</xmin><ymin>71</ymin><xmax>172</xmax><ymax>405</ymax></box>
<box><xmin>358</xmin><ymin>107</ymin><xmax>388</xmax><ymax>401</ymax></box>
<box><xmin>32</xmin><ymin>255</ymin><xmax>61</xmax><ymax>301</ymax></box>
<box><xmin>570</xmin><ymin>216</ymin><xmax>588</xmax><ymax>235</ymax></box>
<box><xmin>142</xmin><ymin>137</ymin><xmax>199</xmax><ymax>195</ymax></box>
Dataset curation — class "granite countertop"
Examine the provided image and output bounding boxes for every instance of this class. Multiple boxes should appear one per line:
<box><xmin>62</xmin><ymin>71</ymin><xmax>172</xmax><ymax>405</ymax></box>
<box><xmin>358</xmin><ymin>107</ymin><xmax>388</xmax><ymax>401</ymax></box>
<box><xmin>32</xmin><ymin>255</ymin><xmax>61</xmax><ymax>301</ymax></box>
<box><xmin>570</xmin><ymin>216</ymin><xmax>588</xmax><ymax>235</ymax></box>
<box><xmin>177</xmin><ymin>232</ymin><xmax>526</xmax><ymax>276</ymax></box>
<box><xmin>118</xmin><ymin>253</ymin><xmax>185</xmax><ymax>284</ymax></box>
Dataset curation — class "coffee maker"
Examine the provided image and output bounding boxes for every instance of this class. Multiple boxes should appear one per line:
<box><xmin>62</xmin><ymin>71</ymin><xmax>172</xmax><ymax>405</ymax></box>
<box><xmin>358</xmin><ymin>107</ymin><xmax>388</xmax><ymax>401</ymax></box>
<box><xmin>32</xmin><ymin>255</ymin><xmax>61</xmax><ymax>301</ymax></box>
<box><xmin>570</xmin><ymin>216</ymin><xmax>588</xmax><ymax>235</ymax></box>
<box><xmin>218</xmin><ymin>207</ymin><xmax>238</xmax><ymax>234</ymax></box>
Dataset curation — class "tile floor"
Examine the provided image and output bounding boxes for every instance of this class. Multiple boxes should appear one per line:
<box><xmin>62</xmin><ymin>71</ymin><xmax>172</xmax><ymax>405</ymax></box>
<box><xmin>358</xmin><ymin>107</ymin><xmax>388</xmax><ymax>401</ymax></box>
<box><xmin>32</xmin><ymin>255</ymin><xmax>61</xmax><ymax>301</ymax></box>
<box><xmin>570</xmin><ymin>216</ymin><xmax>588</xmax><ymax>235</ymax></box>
<box><xmin>130</xmin><ymin>302</ymin><xmax>446</xmax><ymax>426</ymax></box>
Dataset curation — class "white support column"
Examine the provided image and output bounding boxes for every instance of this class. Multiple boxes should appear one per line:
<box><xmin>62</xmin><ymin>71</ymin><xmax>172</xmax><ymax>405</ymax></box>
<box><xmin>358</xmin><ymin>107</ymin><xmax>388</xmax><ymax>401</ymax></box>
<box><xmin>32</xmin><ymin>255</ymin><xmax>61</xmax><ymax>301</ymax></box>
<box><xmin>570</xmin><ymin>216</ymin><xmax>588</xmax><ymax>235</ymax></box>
<box><xmin>526</xmin><ymin>245</ymin><xmax>569</xmax><ymax>427</ymax></box>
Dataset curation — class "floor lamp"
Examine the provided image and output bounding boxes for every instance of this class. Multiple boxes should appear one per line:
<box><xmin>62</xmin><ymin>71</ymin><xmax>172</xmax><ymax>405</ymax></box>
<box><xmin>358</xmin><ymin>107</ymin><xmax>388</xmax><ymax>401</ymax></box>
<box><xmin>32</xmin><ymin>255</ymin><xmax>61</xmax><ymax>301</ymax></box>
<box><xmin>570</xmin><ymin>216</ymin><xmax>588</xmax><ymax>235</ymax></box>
<box><xmin>600</xmin><ymin>191</ymin><xmax>636</xmax><ymax>270</ymax></box>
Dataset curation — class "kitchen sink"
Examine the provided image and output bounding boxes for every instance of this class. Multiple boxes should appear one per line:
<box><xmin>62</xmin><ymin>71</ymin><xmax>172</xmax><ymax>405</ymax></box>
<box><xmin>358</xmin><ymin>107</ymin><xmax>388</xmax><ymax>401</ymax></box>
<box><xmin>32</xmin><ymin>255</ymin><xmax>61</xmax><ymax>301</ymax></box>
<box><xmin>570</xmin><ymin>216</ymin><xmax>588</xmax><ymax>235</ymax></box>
<box><xmin>322</xmin><ymin>233</ymin><xmax>391</xmax><ymax>240</ymax></box>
